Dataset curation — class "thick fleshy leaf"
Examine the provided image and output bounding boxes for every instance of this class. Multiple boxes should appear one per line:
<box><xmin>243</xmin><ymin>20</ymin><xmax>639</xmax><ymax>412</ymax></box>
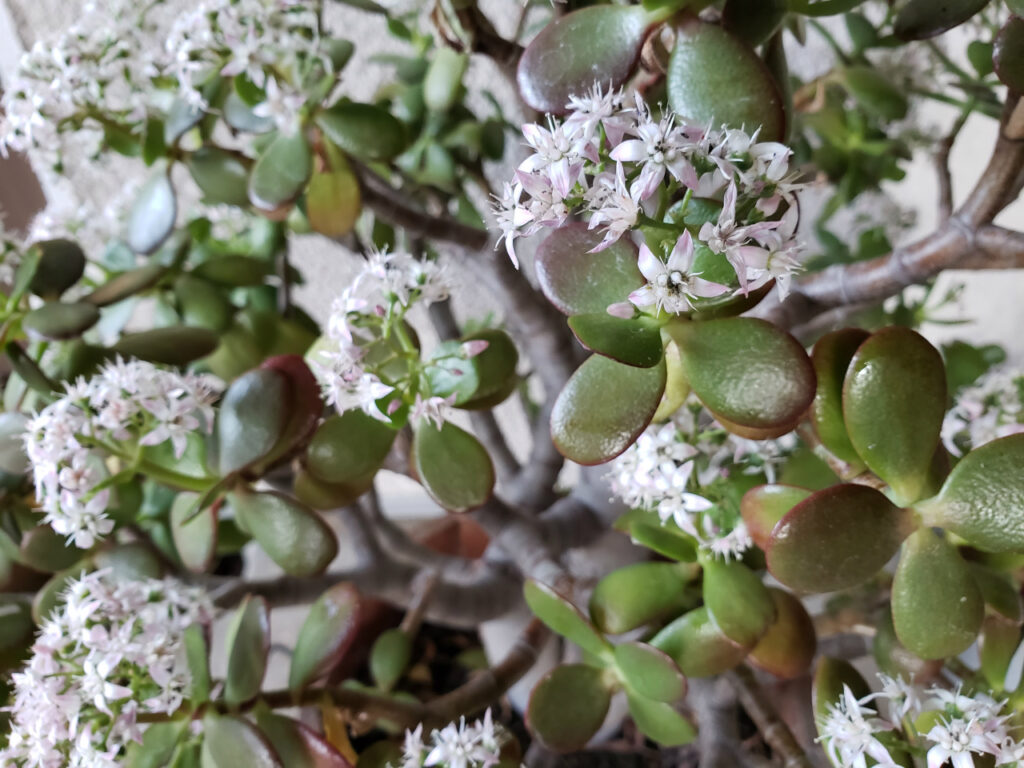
<box><xmin>872</xmin><ymin>608</ymin><xmax>940</xmax><ymax>681</ymax></box>
<box><xmin>193</xmin><ymin>255</ymin><xmax>273</xmax><ymax>286</ymax></box>
<box><xmin>843</xmin><ymin>326</ymin><xmax>946</xmax><ymax>504</ymax></box>
<box><xmin>517</xmin><ymin>6</ymin><xmax>656</xmax><ymax>114</ymax></box>
<box><xmin>0</xmin><ymin>597</ymin><xmax>33</xmax><ymax>671</ymax></box>
<box><xmin>5</xmin><ymin>342</ymin><xmax>59</xmax><ymax>396</ymax></box>
<box><xmin>811</xmin><ymin>657</ymin><xmax>870</xmax><ymax>726</ymax></box>
<box><xmin>979</xmin><ymin>615</ymin><xmax>1022</xmax><ymax>691</ymax></box>
<box><xmin>650</xmin><ymin>607</ymin><xmax>748</xmax><ymax>678</ymax></box>
<box><xmin>524</xmin><ymin>579</ymin><xmax>611</xmax><ymax>659</ymax></box>
<box><xmin>290</xmin><ymin>583</ymin><xmax>361</xmax><ymax>691</ymax></box>
<box><xmin>968</xmin><ymin>562</ymin><xmax>1022</xmax><ymax>621</ymax></box>
<box><xmin>202</xmin><ymin>713</ymin><xmax>282</xmax><ymax>768</ymax></box>
<box><xmin>740</xmin><ymin>484</ymin><xmax>811</xmax><ymax>551</ymax></box>
<box><xmin>224</xmin><ymin>91</ymin><xmax>275</xmax><ymax>134</ymax></box>
<box><xmin>626</xmin><ymin>695</ymin><xmax>697</xmax><ymax>747</ymax></box>
<box><xmin>124</xmin><ymin>721</ymin><xmax>190</xmax><ymax>768</ymax></box>
<box><xmin>614</xmin><ymin>642</ymin><xmax>687</xmax><ymax>702</ymax></box>
<box><xmin>23</xmin><ymin>301</ymin><xmax>100</xmax><ymax>341</ymax></box>
<box><xmin>85</xmin><ymin>263</ymin><xmax>166</xmax><ymax>307</ymax></box>
<box><xmin>231</xmin><ymin>489</ymin><xmax>338</xmax><ymax>576</ymax></box>
<box><xmin>113</xmin><ymin>326</ymin><xmax>218</xmax><ymax>365</ymax></box>
<box><xmin>810</xmin><ymin>329</ymin><xmax>870</xmax><ymax>470</ymax></box>
<box><xmin>767</xmin><ymin>484</ymin><xmax>916</xmax><ymax>593</ymax></box>
<box><xmin>18</xmin><ymin>524</ymin><xmax>80</xmax><ymax>573</ymax></box>
<box><xmin>924</xmin><ymin>435</ymin><xmax>1024</xmax><ymax>552</ymax></box>
<box><xmin>551</xmin><ymin>354</ymin><xmax>666</xmax><ymax>465</ymax></box>
<box><xmin>424</xmin><ymin>47</ymin><xmax>468</xmax><ymax>111</ymax></box>
<box><xmin>892</xmin><ymin>528</ymin><xmax>983</xmax><ymax>659</ymax></box>
<box><xmin>534</xmin><ymin>224</ymin><xmax>644</xmax><ymax>316</ymax></box>
<box><xmin>306</xmin><ymin>155</ymin><xmax>361</xmax><ymax>238</ymax></box>
<box><xmin>249</xmin><ymin>132</ymin><xmax>313</xmax><ymax>212</ymax></box>
<box><xmin>749</xmin><ymin>589</ymin><xmax>816</xmax><ymax>679</ymax></box>
<box><xmin>218</xmin><ymin>369</ymin><xmax>287</xmax><ymax>474</ymax></box>
<box><xmin>184</xmin><ymin>624</ymin><xmax>211</xmax><ymax>703</ymax></box>
<box><xmin>589</xmin><ymin>562</ymin><xmax>697</xmax><ymax>635</ymax></box>
<box><xmin>425</xmin><ymin>340</ymin><xmax>480</xmax><ymax>405</ymax></box>
<box><xmin>527</xmin><ymin>664</ymin><xmax>612</xmax><ymax>752</ymax></box>
<box><xmin>652</xmin><ymin>341</ymin><xmax>690</xmax><ymax>422</ymax></box>
<box><xmin>306</xmin><ymin>410</ymin><xmax>395</xmax><ymax>485</ymax></box>
<box><xmin>627</xmin><ymin>519</ymin><xmax>698</xmax><ymax>562</ymax></box>
<box><xmin>127</xmin><ymin>162</ymin><xmax>177</xmax><ymax>255</ymax></box>
<box><xmin>0</xmin><ymin>413</ymin><xmax>28</xmax><ymax>475</ymax></box>
<box><xmin>369</xmin><ymin>628</ymin><xmax>412</xmax><ymax>692</ymax></box>
<box><xmin>93</xmin><ymin>542</ymin><xmax>164</xmax><ymax>579</ymax></box>
<box><xmin>995</xmin><ymin>17</ymin><xmax>1024</xmax><ymax>92</ymax></box>
<box><xmin>843</xmin><ymin>66</ymin><xmax>909</xmax><ymax>120</ymax></box>
<box><xmin>667</xmin><ymin>19</ymin><xmax>785</xmax><ymax>141</ymax></box>
<box><xmin>27</xmin><ymin>239</ymin><xmax>86</xmax><ymax>299</ymax></box>
<box><xmin>568</xmin><ymin>313</ymin><xmax>663</xmax><ymax>368</ymax></box>
<box><xmin>316</xmin><ymin>103</ymin><xmax>406</xmax><ymax>161</ymax></box>
<box><xmin>293</xmin><ymin>469</ymin><xmax>369</xmax><ymax>510</ymax></box>
<box><xmin>170</xmin><ymin>492</ymin><xmax>217</xmax><ymax>573</ymax></box>
<box><xmin>174</xmin><ymin>275</ymin><xmax>232</xmax><ymax>332</ymax></box>
<box><xmin>894</xmin><ymin>0</ymin><xmax>990</xmax><ymax>40</ymax></box>
<box><xmin>223</xmin><ymin>595</ymin><xmax>270</xmax><ymax>706</ymax></box>
<box><xmin>255</xmin><ymin>711</ymin><xmax>354</xmax><ymax>768</ymax></box>
<box><xmin>702</xmin><ymin>559</ymin><xmax>775</xmax><ymax>648</ymax></box>
<box><xmin>188</xmin><ymin>147</ymin><xmax>251</xmax><ymax>206</ymax></box>
<box><xmin>670</xmin><ymin>317</ymin><xmax>815</xmax><ymax>432</ymax></box>
<box><xmin>411</xmin><ymin>421</ymin><xmax>494</xmax><ymax>512</ymax></box>
<box><xmin>460</xmin><ymin>329</ymin><xmax>520</xmax><ymax>410</ymax></box>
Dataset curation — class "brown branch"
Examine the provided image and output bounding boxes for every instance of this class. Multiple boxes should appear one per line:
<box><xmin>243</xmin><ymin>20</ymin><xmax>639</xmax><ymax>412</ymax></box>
<box><xmin>935</xmin><ymin>109</ymin><xmax>970</xmax><ymax>219</ymax></box>
<box><xmin>726</xmin><ymin>665</ymin><xmax>816</xmax><ymax>768</ymax></box>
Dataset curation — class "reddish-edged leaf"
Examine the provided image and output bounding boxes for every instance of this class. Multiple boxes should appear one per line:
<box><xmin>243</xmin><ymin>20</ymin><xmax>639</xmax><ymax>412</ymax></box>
<box><xmin>290</xmin><ymin>583</ymin><xmax>361</xmax><ymax>691</ymax></box>
<box><xmin>740</xmin><ymin>484</ymin><xmax>811</xmax><ymax>551</ymax></box>
<box><xmin>224</xmin><ymin>595</ymin><xmax>270</xmax><ymax>706</ymax></box>
<box><xmin>527</xmin><ymin>664</ymin><xmax>612</xmax><ymax>752</ymax></box>
<box><xmin>749</xmin><ymin>589</ymin><xmax>816</xmax><ymax>679</ymax></box>
<box><xmin>810</xmin><ymin>328</ymin><xmax>870</xmax><ymax>470</ymax></box>
<box><xmin>651</xmin><ymin>607</ymin><xmax>748</xmax><ymax>678</ymax></box>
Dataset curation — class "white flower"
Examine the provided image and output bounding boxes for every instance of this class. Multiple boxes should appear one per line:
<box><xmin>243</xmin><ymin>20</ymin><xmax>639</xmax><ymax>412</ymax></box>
<box><xmin>411</xmin><ymin>394</ymin><xmax>456</xmax><ymax>430</ymax></box>
<box><xmin>610</xmin><ymin>102</ymin><xmax>693</xmax><ymax>200</ymax></box>
<box><xmin>942</xmin><ymin>366</ymin><xmax>1024</xmax><ymax>456</ymax></box>
<box><xmin>628</xmin><ymin>231</ymin><xmax>730</xmax><ymax>315</ymax></box>
<box><xmin>316</xmin><ymin>351</ymin><xmax>395</xmax><ymax>422</ymax></box>
<box><xmin>926</xmin><ymin>718</ymin><xmax>994</xmax><ymax>768</ymax></box>
<box><xmin>818</xmin><ymin>685</ymin><xmax>898</xmax><ymax>768</ymax></box>
<box><xmin>564</xmin><ymin>82</ymin><xmax>633</xmax><ymax>147</ymax></box>
<box><xmin>394</xmin><ymin>711</ymin><xmax>510</xmax><ymax>768</ymax></box>
<box><xmin>519</xmin><ymin>118</ymin><xmax>589</xmax><ymax>198</ymax></box>
<box><xmin>585</xmin><ymin>164</ymin><xmax>640</xmax><ymax>251</ymax></box>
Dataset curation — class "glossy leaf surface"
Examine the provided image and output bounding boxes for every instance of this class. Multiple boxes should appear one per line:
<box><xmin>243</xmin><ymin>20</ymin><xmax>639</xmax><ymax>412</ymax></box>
<box><xmin>525</xmin><ymin>579</ymin><xmax>611</xmax><ymax>658</ymax></box>
<box><xmin>412</xmin><ymin>422</ymin><xmax>494</xmax><ymax>512</ymax></box>
<box><xmin>290</xmin><ymin>583</ymin><xmax>361</xmax><ymax>690</ymax></box>
<box><xmin>527</xmin><ymin>664</ymin><xmax>612</xmax><ymax>752</ymax></box>
<box><xmin>231</xmin><ymin>489</ymin><xmax>338</xmax><ymax>576</ymax></box>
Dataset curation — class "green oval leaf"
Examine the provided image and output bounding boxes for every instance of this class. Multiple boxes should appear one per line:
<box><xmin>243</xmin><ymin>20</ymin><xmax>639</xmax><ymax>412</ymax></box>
<box><xmin>702</xmin><ymin>559</ymin><xmax>775</xmax><ymax>648</ymax></box>
<box><xmin>411</xmin><ymin>421</ymin><xmax>494</xmax><ymax>512</ymax></box>
<box><xmin>740</xmin><ymin>484</ymin><xmax>812</xmax><ymax>551</ymax></box>
<box><xmin>194</xmin><ymin>255</ymin><xmax>273</xmax><ymax>286</ymax></box>
<box><xmin>614</xmin><ymin>641</ymin><xmax>687</xmax><ymax>702</ymax></box>
<box><xmin>249</xmin><ymin>132</ymin><xmax>313</xmax><ymax>212</ymax></box>
<box><xmin>749</xmin><ymin>588</ymin><xmax>816</xmax><ymax>679</ymax></box>
<box><xmin>527</xmin><ymin>664</ymin><xmax>612</xmax><ymax>752</ymax></box>
<box><xmin>670</xmin><ymin>317</ymin><xmax>815</xmax><ymax>431</ymax></box>
<box><xmin>0</xmin><ymin>413</ymin><xmax>28</xmax><ymax>475</ymax></box>
<box><xmin>568</xmin><ymin>313</ymin><xmax>664</xmax><ymax>368</ymax></box>
<box><xmin>650</xmin><ymin>607</ymin><xmax>748</xmax><ymax>678</ymax></box>
<box><xmin>306</xmin><ymin>157</ymin><xmax>361</xmax><ymax>238</ymax></box>
<box><xmin>316</xmin><ymin>102</ymin><xmax>406</xmax><ymax>161</ymax></box>
<box><xmin>369</xmin><ymin>628</ymin><xmax>412</xmax><ymax>692</ymax></box>
<box><xmin>23</xmin><ymin>301</ymin><xmax>100</xmax><ymax>341</ymax></box>
<box><xmin>224</xmin><ymin>595</ymin><xmax>270</xmax><ymax>706</ymax></box>
<box><xmin>843</xmin><ymin>328</ymin><xmax>946</xmax><ymax>504</ymax></box>
<box><xmin>626</xmin><ymin>694</ymin><xmax>697</xmax><ymax>747</ymax></box>
<box><xmin>290</xmin><ymin>582</ymin><xmax>361</xmax><ymax>691</ymax></box>
<box><xmin>170</xmin><ymin>492</ymin><xmax>217</xmax><ymax>573</ymax></box>
<box><xmin>667</xmin><ymin>19</ymin><xmax>785</xmax><ymax>141</ymax></box>
<box><xmin>810</xmin><ymin>328</ymin><xmax>870</xmax><ymax>470</ymax></box>
<box><xmin>184</xmin><ymin>624</ymin><xmax>211</xmax><ymax>703</ymax></box>
<box><xmin>218</xmin><ymin>369</ymin><xmax>287</xmax><ymax>474</ymax></box>
<box><xmin>18</xmin><ymin>524</ymin><xmax>80</xmax><ymax>573</ymax></box>
<box><xmin>995</xmin><ymin>17</ymin><xmax>1024</xmax><ymax>92</ymax></box>
<box><xmin>843</xmin><ymin>66</ymin><xmax>909</xmax><ymax>121</ymax></box>
<box><xmin>27</xmin><ymin>239</ymin><xmax>86</xmax><ymax>299</ymax></box>
<box><xmin>174</xmin><ymin>274</ymin><xmax>233</xmax><ymax>332</ymax></box>
<box><xmin>979</xmin><ymin>615</ymin><xmax>1022</xmax><ymax>691</ymax></box>
<box><xmin>127</xmin><ymin>162</ymin><xmax>177</xmax><ymax>255</ymax></box>
<box><xmin>459</xmin><ymin>329</ymin><xmax>519</xmax><ymax>410</ymax></box>
<box><xmin>0</xmin><ymin>597</ymin><xmax>33</xmax><ymax>672</ymax></box>
<box><xmin>517</xmin><ymin>6</ymin><xmax>654</xmax><ymax>114</ymax></box>
<box><xmin>524</xmin><ymin>579</ymin><xmax>611</xmax><ymax>659</ymax></box>
<box><xmin>767</xmin><ymin>484</ymin><xmax>916</xmax><ymax>593</ymax></box>
<box><xmin>535</xmin><ymin>224</ymin><xmax>644</xmax><ymax>316</ymax></box>
<box><xmin>93</xmin><ymin>542</ymin><xmax>164</xmax><ymax>580</ymax></box>
<box><xmin>425</xmin><ymin>340</ymin><xmax>481</xmax><ymax>405</ymax></box>
<box><xmin>894</xmin><ymin>0</ymin><xmax>990</xmax><ymax>40</ymax></box>
<box><xmin>892</xmin><ymin>528</ymin><xmax>983</xmax><ymax>659</ymax></box>
<box><xmin>230</xmin><ymin>489</ymin><xmax>338</xmax><ymax>577</ymax></box>
<box><xmin>424</xmin><ymin>47</ymin><xmax>469</xmax><ymax>112</ymax></box>
<box><xmin>188</xmin><ymin>146</ymin><xmax>252</xmax><ymax>206</ymax></box>
<box><xmin>551</xmin><ymin>354</ymin><xmax>666</xmax><ymax>465</ymax></box>
<box><xmin>113</xmin><ymin>326</ymin><xmax>219</xmax><ymax>365</ymax></box>
<box><xmin>722</xmin><ymin>0</ymin><xmax>787</xmax><ymax>46</ymax></box>
<box><xmin>255</xmin><ymin>711</ymin><xmax>354</xmax><ymax>768</ymax></box>
<box><xmin>589</xmin><ymin>562</ymin><xmax>697</xmax><ymax>635</ymax></box>
<box><xmin>85</xmin><ymin>263</ymin><xmax>166</xmax><ymax>307</ymax></box>
<box><xmin>202</xmin><ymin>713</ymin><xmax>282</xmax><ymax>768</ymax></box>
<box><xmin>872</xmin><ymin>607</ymin><xmax>939</xmax><ymax>682</ymax></box>
<box><xmin>812</xmin><ymin>657</ymin><xmax>870</xmax><ymax>726</ymax></box>
<box><xmin>306</xmin><ymin>410</ymin><xmax>395</xmax><ymax>486</ymax></box>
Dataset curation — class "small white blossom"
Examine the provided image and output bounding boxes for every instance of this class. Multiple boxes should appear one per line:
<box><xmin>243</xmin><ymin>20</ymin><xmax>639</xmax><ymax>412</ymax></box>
<box><xmin>628</xmin><ymin>231</ymin><xmax>729</xmax><ymax>315</ymax></box>
<box><xmin>393</xmin><ymin>711</ymin><xmax>515</xmax><ymax>768</ymax></box>
<box><xmin>942</xmin><ymin>366</ymin><xmax>1024</xmax><ymax>456</ymax></box>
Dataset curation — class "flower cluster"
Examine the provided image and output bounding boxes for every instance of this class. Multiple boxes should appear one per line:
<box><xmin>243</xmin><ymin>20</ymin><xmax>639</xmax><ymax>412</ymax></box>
<box><xmin>942</xmin><ymin>366</ymin><xmax>1024</xmax><ymax>457</ymax></box>
<box><xmin>0</xmin><ymin>570</ymin><xmax>214</xmax><ymax>768</ymax></box>
<box><xmin>495</xmin><ymin>85</ymin><xmax>803</xmax><ymax>304</ymax></box>
<box><xmin>393</xmin><ymin>711</ymin><xmax>518</xmax><ymax>768</ymax></box>
<box><xmin>609</xmin><ymin>398</ymin><xmax>794</xmax><ymax>561</ymax></box>
<box><xmin>819</xmin><ymin>676</ymin><xmax>1024</xmax><ymax>768</ymax></box>
<box><xmin>24</xmin><ymin>358</ymin><xmax>221</xmax><ymax>548</ymax></box>
<box><xmin>314</xmin><ymin>248</ymin><xmax>452</xmax><ymax>423</ymax></box>
<box><xmin>0</xmin><ymin>0</ymin><xmax>328</xmax><ymax>161</ymax></box>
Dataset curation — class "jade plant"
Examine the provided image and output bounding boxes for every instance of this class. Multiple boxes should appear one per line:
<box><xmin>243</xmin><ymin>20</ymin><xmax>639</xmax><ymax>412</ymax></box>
<box><xmin>0</xmin><ymin>0</ymin><xmax>1023</xmax><ymax>766</ymax></box>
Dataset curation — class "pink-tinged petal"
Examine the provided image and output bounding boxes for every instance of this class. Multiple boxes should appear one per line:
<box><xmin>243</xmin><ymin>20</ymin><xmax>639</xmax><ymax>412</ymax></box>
<box><xmin>736</xmin><ymin>245</ymin><xmax>770</xmax><ymax>270</ymax></box>
<box><xmin>521</xmin><ymin>123</ymin><xmax>543</xmax><ymax>145</ymax></box>
<box><xmin>606</xmin><ymin>301</ymin><xmax>635</xmax><ymax>318</ymax></box>
<box><xmin>515</xmin><ymin>169</ymin><xmax>550</xmax><ymax>197</ymax></box>
<box><xmin>678</xmin><ymin>163</ymin><xmax>699</xmax><ymax>190</ymax></box>
<box><xmin>723</xmin><ymin>182</ymin><xmax>738</xmax><ymax>221</ymax></box>
<box><xmin>668</xmin><ymin>230</ymin><xmax>695</xmax><ymax>272</ymax></box>
<box><xmin>682</xmin><ymin>492</ymin><xmax>713</xmax><ymax>512</ymax></box>
<box><xmin>698</xmin><ymin>221</ymin><xmax>716</xmax><ymax>242</ymax></box>
<box><xmin>633</xmin><ymin>164</ymin><xmax>664</xmax><ymax>201</ymax></box>
<box><xmin>610</xmin><ymin>140</ymin><xmax>647</xmax><ymax>163</ymax></box>
<box><xmin>636</xmin><ymin>243</ymin><xmax>664</xmax><ymax>282</ymax></box>
<box><xmin>628</xmin><ymin>286</ymin><xmax>655</xmax><ymax>308</ymax></box>
<box><xmin>549</xmin><ymin>158</ymin><xmax>573</xmax><ymax>198</ymax></box>
<box><xmin>461</xmin><ymin>340</ymin><xmax>490</xmax><ymax>358</ymax></box>
<box><xmin>386</xmin><ymin>398</ymin><xmax>403</xmax><ymax>415</ymax></box>
<box><xmin>605</xmin><ymin>124</ymin><xmax>629</xmax><ymax>147</ymax></box>
<box><xmin>756</xmin><ymin>194</ymin><xmax>781</xmax><ymax>216</ymax></box>
<box><xmin>691</xmin><ymin>277</ymin><xmax>731</xmax><ymax>298</ymax></box>
<box><xmin>504</xmin><ymin>232</ymin><xmax>520</xmax><ymax>268</ymax></box>
<box><xmin>580</xmin><ymin>142</ymin><xmax>601</xmax><ymax>163</ymax></box>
